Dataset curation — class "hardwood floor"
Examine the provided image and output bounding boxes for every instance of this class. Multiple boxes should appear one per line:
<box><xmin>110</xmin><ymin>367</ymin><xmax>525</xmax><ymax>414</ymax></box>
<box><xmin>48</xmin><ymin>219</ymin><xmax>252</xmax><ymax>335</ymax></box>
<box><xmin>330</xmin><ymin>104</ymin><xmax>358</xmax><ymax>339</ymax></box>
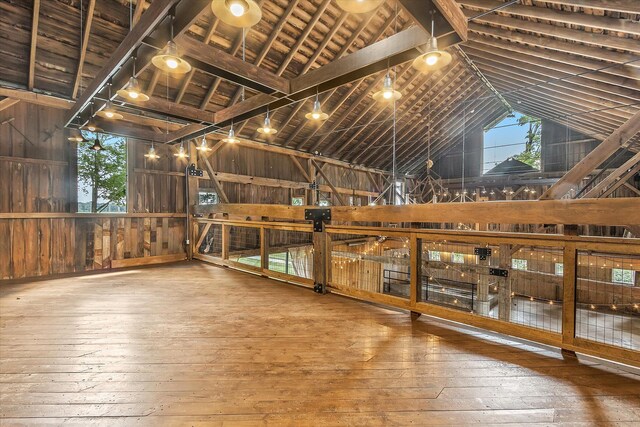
<box><xmin>1</xmin><ymin>262</ymin><xmax>639</xmax><ymax>426</ymax></box>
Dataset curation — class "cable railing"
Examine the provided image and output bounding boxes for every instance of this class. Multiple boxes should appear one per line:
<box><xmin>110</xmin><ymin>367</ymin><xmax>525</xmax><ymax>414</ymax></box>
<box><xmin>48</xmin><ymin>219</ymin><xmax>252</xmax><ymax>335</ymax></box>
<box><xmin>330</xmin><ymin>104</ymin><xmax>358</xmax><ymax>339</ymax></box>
<box><xmin>191</xmin><ymin>200</ymin><xmax>640</xmax><ymax>367</ymax></box>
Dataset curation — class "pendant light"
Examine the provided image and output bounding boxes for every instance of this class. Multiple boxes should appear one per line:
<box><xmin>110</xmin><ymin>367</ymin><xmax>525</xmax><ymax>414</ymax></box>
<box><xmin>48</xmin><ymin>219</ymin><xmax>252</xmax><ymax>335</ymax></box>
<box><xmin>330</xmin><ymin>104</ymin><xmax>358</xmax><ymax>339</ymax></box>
<box><xmin>412</xmin><ymin>13</ymin><xmax>452</xmax><ymax>73</ymax></box>
<box><xmin>117</xmin><ymin>56</ymin><xmax>149</xmax><ymax>102</ymax></box>
<box><xmin>97</xmin><ymin>81</ymin><xmax>123</xmax><ymax>120</ymax></box>
<box><xmin>174</xmin><ymin>142</ymin><xmax>189</xmax><ymax>159</ymax></box>
<box><xmin>196</xmin><ymin>134</ymin><xmax>212</xmax><ymax>151</ymax></box>
<box><xmin>145</xmin><ymin>142</ymin><xmax>160</xmax><ymax>159</ymax></box>
<box><xmin>211</xmin><ymin>0</ymin><xmax>262</xmax><ymax>28</ymax></box>
<box><xmin>67</xmin><ymin>128</ymin><xmax>87</xmax><ymax>143</ymax></box>
<box><xmin>81</xmin><ymin>103</ymin><xmax>103</xmax><ymax>133</ymax></box>
<box><xmin>151</xmin><ymin>15</ymin><xmax>191</xmax><ymax>74</ymax></box>
<box><xmin>373</xmin><ymin>72</ymin><xmax>401</xmax><ymax>102</ymax></box>
<box><xmin>305</xmin><ymin>92</ymin><xmax>329</xmax><ymax>121</ymax></box>
<box><xmin>335</xmin><ymin>0</ymin><xmax>384</xmax><ymax>14</ymax></box>
<box><xmin>257</xmin><ymin>109</ymin><xmax>277</xmax><ymax>135</ymax></box>
<box><xmin>222</xmin><ymin>124</ymin><xmax>240</xmax><ymax>143</ymax></box>
<box><xmin>90</xmin><ymin>138</ymin><xmax>104</xmax><ymax>151</ymax></box>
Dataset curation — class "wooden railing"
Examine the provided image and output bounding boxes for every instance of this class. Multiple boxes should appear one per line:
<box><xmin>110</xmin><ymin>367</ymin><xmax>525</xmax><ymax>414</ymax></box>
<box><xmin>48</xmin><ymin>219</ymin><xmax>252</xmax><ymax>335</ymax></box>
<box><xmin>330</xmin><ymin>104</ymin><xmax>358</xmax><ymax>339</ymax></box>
<box><xmin>192</xmin><ymin>199</ymin><xmax>640</xmax><ymax>368</ymax></box>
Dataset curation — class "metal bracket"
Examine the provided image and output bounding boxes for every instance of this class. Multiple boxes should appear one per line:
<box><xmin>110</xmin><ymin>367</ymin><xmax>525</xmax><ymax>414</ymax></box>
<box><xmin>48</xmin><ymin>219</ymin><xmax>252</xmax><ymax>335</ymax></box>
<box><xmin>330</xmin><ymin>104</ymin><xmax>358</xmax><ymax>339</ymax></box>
<box><xmin>187</xmin><ymin>163</ymin><xmax>203</xmax><ymax>177</ymax></box>
<box><xmin>305</xmin><ymin>208</ymin><xmax>331</xmax><ymax>232</ymax></box>
<box><xmin>489</xmin><ymin>268</ymin><xmax>509</xmax><ymax>278</ymax></box>
<box><xmin>474</xmin><ymin>247</ymin><xmax>492</xmax><ymax>260</ymax></box>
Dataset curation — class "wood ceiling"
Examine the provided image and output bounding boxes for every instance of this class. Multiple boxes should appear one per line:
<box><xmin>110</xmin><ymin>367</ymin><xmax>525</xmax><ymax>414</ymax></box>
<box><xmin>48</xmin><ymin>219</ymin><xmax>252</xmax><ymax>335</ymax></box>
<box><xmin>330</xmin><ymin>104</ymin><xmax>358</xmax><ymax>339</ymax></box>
<box><xmin>1</xmin><ymin>0</ymin><xmax>638</xmax><ymax>175</ymax></box>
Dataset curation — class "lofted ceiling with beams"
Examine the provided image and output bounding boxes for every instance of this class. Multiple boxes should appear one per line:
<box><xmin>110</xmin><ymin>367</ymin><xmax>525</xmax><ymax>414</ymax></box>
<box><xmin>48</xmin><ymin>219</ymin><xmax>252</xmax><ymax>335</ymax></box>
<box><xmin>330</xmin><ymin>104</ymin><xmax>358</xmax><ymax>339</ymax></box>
<box><xmin>0</xmin><ymin>0</ymin><xmax>638</xmax><ymax>176</ymax></box>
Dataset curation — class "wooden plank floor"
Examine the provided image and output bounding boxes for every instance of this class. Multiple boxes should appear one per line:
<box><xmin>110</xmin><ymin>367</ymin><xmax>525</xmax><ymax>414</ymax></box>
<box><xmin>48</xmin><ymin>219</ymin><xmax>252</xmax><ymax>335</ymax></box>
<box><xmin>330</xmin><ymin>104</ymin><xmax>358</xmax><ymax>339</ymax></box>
<box><xmin>1</xmin><ymin>262</ymin><xmax>639</xmax><ymax>426</ymax></box>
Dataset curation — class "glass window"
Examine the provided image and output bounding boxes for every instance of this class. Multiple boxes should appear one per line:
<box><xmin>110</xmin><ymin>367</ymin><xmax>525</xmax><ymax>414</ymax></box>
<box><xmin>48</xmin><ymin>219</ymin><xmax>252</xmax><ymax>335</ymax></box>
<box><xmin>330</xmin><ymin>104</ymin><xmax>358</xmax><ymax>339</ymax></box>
<box><xmin>291</xmin><ymin>197</ymin><xmax>304</xmax><ymax>206</ymax></box>
<box><xmin>199</xmin><ymin>191</ymin><xmax>218</xmax><ymax>205</ymax></box>
<box><xmin>428</xmin><ymin>251</ymin><xmax>441</xmax><ymax>261</ymax></box>
<box><xmin>555</xmin><ymin>263</ymin><xmax>564</xmax><ymax>276</ymax></box>
<box><xmin>452</xmin><ymin>253</ymin><xmax>465</xmax><ymax>264</ymax></box>
<box><xmin>77</xmin><ymin>132</ymin><xmax>127</xmax><ymax>213</ymax></box>
<box><xmin>612</xmin><ymin>268</ymin><xmax>635</xmax><ymax>285</ymax></box>
<box><xmin>512</xmin><ymin>259</ymin><xmax>528</xmax><ymax>270</ymax></box>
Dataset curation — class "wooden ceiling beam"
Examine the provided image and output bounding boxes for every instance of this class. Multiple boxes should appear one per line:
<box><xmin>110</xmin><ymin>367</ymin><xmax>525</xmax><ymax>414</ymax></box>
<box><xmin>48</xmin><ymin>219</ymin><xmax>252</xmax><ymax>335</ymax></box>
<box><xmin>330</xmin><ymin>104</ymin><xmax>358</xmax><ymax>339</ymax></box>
<box><xmin>124</xmin><ymin>95</ymin><xmax>215</xmax><ymax>123</ymax></box>
<box><xmin>536</xmin><ymin>0</ymin><xmax>640</xmax><ymax>14</ymax></box>
<box><xmin>64</xmin><ymin>0</ymin><xmax>181</xmax><ymax>126</ymax></box>
<box><xmin>0</xmin><ymin>88</ymin><xmax>73</xmax><ymax>110</ymax></box>
<box><xmin>71</xmin><ymin>0</ymin><xmax>96</xmax><ymax>99</ymax></box>
<box><xmin>0</xmin><ymin>98</ymin><xmax>20</xmax><ymax>112</ymax></box>
<box><xmin>398</xmin><ymin>0</ymin><xmax>467</xmax><ymax>43</ymax></box>
<box><xmin>133</xmin><ymin>0</ymin><xmax>146</xmax><ymax>25</ymax></box>
<box><xmin>28</xmin><ymin>0</ymin><xmax>40</xmax><ymax>90</ymax></box>
<box><xmin>459</xmin><ymin>0</ymin><xmax>640</xmax><ymax>36</ymax></box>
<box><xmin>582</xmin><ymin>152</ymin><xmax>640</xmax><ymax>198</ymax></box>
<box><xmin>540</xmin><ymin>109</ymin><xmax>640</xmax><ymax>199</ymax></box>
<box><xmin>462</xmin><ymin>9</ymin><xmax>640</xmax><ymax>55</ymax></box>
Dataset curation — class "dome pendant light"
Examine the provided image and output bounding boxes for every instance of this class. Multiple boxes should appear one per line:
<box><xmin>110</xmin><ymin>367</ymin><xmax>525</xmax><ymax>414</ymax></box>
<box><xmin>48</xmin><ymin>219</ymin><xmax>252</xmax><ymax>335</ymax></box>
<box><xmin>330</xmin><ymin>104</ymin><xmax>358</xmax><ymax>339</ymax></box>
<box><xmin>97</xmin><ymin>81</ymin><xmax>123</xmax><ymax>120</ymax></box>
<box><xmin>257</xmin><ymin>109</ymin><xmax>277</xmax><ymax>135</ymax></box>
<box><xmin>196</xmin><ymin>134</ymin><xmax>212</xmax><ymax>151</ymax></box>
<box><xmin>335</xmin><ymin>0</ymin><xmax>384</xmax><ymax>14</ymax></box>
<box><xmin>174</xmin><ymin>142</ymin><xmax>189</xmax><ymax>159</ymax></box>
<box><xmin>222</xmin><ymin>124</ymin><xmax>240</xmax><ymax>143</ymax></box>
<box><xmin>412</xmin><ymin>13</ymin><xmax>452</xmax><ymax>73</ymax></box>
<box><xmin>67</xmin><ymin>125</ymin><xmax>87</xmax><ymax>143</ymax></box>
<box><xmin>117</xmin><ymin>56</ymin><xmax>150</xmax><ymax>102</ymax></box>
<box><xmin>145</xmin><ymin>142</ymin><xmax>160</xmax><ymax>159</ymax></box>
<box><xmin>90</xmin><ymin>138</ymin><xmax>104</xmax><ymax>151</ymax></box>
<box><xmin>152</xmin><ymin>15</ymin><xmax>191</xmax><ymax>74</ymax></box>
<box><xmin>81</xmin><ymin>103</ymin><xmax>104</xmax><ymax>133</ymax></box>
<box><xmin>373</xmin><ymin>72</ymin><xmax>401</xmax><ymax>102</ymax></box>
<box><xmin>211</xmin><ymin>0</ymin><xmax>262</xmax><ymax>28</ymax></box>
<box><xmin>305</xmin><ymin>93</ymin><xmax>329</xmax><ymax>121</ymax></box>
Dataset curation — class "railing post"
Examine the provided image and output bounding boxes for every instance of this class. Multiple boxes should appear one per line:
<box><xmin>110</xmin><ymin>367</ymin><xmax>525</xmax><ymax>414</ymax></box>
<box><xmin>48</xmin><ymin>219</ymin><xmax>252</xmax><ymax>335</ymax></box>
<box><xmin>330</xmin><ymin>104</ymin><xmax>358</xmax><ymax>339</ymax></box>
<box><xmin>410</xmin><ymin>233</ymin><xmax>420</xmax><ymax>311</ymax></box>
<box><xmin>260</xmin><ymin>226</ymin><xmax>269</xmax><ymax>274</ymax></box>
<box><xmin>221</xmin><ymin>223</ymin><xmax>230</xmax><ymax>260</ymax></box>
<box><xmin>312</xmin><ymin>230</ymin><xmax>327</xmax><ymax>293</ymax></box>
<box><xmin>497</xmin><ymin>244</ymin><xmax>512</xmax><ymax>321</ymax></box>
<box><xmin>562</xmin><ymin>225</ymin><xmax>578</xmax><ymax>354</ymax></box>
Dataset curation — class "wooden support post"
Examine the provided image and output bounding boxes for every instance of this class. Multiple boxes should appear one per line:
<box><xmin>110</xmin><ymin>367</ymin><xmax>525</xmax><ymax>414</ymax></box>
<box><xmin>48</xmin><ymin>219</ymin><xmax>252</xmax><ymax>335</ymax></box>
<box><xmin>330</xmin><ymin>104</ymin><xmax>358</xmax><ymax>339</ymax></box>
<box><xmin>476</xmin><ymin>254</ymin><xmax>491</xmax><ymax>316</ymax></box>
<box><xmin>313</xmin><ymin>230</ymin><xmax>327</xmax><ymax>293</ymax></box>
<box><xmin>562</xmin><ymin>225</ymin><xmax>578</xmax><ymax>355</ymax></box>
<box><xmin>126</xmin><ymin>139</ymin><xmax>137</xmax><ymax>212</ymax></box>
<box><xmin>410</xmin><ymin>234</ymin><xmax>421</xmax><ymax>319</ymax></box>
<box><xmin>221</xmin><ymin>224</ymin><xmax>230</xmax><ymax>260</ymax></box>
<box><xmin>497</xmin><ymin>244</ymin><xmax>512</xmax><ymax>321</ymax></box>
<box><xmin>260</xmin><ymin>227</ymin><xmax>269</xmax><ymax>273</ymax></box>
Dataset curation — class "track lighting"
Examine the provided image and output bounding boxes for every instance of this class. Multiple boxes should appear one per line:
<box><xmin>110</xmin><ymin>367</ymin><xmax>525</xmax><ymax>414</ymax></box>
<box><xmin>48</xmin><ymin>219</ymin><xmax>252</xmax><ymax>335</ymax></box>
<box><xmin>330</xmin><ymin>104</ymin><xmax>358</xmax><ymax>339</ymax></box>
<box><xmin>90</xmin><ymin>138</ymin><xmax>104</xmax><ymax>151</ymax></box>
<box><xmin>373</xmin><ymin>73</ymin><xmax>401</xmax><ymax>102</ymax></box>
<box><xmin>305</xmin><ymin>94</ymin><xmax>329</xmax><ymax>121</ymax></box>
<box><xmin>222</xmin><ymin>124</ymin><xmax>240</xmax><ymax>143</ymax></box>
<box><xmin>174</xmin><ymin>143</ymin><xmax>189</xmax><ymax>159</ymax></box>
<box><xmin>257</xmin><ymin>109</ymin><xmax>277</xmax><ymax>135</ymax></box>
<box><xmin>96</xmin><ymin>101</ymin><xmax>123</xmax><ymax>120</ymax></box>
<box><xmin>196</xmin><ymin>135</ymin><xmax>212</xmax><ymax>151</ymax></box>
<box><xmin>412</xmin><ymin>14</ymin><xmax>452</xmax><ymax>73</ymax></box>
<box><xmin>335</xmin><ymin>0</ymin><xmax>384</xmax><ymax>14</ymax></box>
<box><xmin>145</xmin><ymin>143</ymin><xmax>160</xmax><ymax>160</ymax></box>
<box><xmin>211</xmin><ymin>0</ymin><xmax>262</xmax><ymax>28</ymax></box>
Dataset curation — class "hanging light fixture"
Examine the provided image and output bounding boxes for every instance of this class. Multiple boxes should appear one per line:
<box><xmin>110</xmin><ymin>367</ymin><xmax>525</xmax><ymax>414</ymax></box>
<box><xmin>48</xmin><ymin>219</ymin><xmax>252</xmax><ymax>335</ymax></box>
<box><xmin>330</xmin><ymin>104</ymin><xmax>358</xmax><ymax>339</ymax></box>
<box><xmin>335</xmin><ymin>0</ymin><xmax>384</xmax><ymax>14</ymax></box>
<box><xmin>145</xmin><ymin>142</ymin><xmax>160</xmax><ymax>160</ymax></box>
<box><xmin>174</xmin><ymin>142</ymin><xmax>189</xmax><ymax>159</ymax></box>
<box><xmin>412</xmin><ymin>12</ymin><xmax>452</xmax><ymax>73</ymax></box>
<box><xmin>373</xmin><ymin>72</ymin><xmax>401</xmax><ymax>102</ymax></box>
<box><xmin>152</xmin><ymin>15</ymin><xmax>191</xmax><ymax>74</ymax></box>
<box><xmin>222</xmin><ymin>124</ymin><xmax>240</xmax><ymax>143</ymax></box>
<box><xmin>211</xmin><ymin>0</ymin><xmax>262</xmax><ymax>28</ymax></box>
<box><xmin>96</xmin><ymin>81</ymin><xmax>123</xmax><ymax>120</ymax></box>
<box><xmin>90</xmin><ymin>138</ymin><xmax>104</xmax><ymax>151</ymax></box>
<box><xmin>196</xmin><ymin>134</ymin><xmax>212</xmax><ymax>151</ymax></box>
<box><xmin>67</xmin><ymin>129</ymin><xmax>87</xmax><ymax>143</ymax></box>
<box><xmin>257</xmin><ymin>109</ymin><xmax>277</xmax><ymax>135</ymax></box>
<box><xmin>305</xmin><ymin>92</ymin><xmax>329</xmax><ymax>121</ymax></box>
<box><xmin>117</xmin><ymin>55</ymin><xmax>149</xmax><ymax>102</ymax></box>
<box><xmin>81</xmin><ymin>103</ymin><xmax>103</xmax><ymax>133</ymax></box>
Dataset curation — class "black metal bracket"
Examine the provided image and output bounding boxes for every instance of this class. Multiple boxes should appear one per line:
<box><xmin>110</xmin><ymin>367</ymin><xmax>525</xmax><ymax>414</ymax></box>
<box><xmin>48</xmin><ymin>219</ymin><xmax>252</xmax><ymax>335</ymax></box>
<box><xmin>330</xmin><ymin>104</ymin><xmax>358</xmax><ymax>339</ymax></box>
<box><xmin>305</xmin><ymin>208</ymin><xmax>331</xmax><ymax>232</ymax></box>
<box><xmin>187</xmin><ymin>163</ymin><xmax>203</xmax><ymax>177</ymax></box>
<box><xmin>489</xmin><ymin>268</ymin><xmax>509</xmax><ymax>278</ymax></box>
<box><xmin>474</xmin><ymin>247</ymin><xmax>492</xmax><ymax>260</ymax></box>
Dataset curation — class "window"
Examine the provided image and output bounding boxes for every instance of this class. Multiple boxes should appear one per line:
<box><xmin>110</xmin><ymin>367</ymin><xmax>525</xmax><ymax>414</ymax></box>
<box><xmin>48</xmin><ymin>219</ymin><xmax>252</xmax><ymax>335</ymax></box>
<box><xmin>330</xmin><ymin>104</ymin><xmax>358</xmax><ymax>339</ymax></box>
<box><xmin>452</xmin><ymin>253</ymin><xmax>465</xmax><ymax>264</ymax></box>
<box><xmin>483</xmin><ymin>112</ymin><xmax>541</xmax><ymax>174</ymax></box>
<box><xmin>555</xmin><ymin>263</ymin><xmax>564</xmax><ymax>276</ymax></box>
<box><xmin>199</xmin><ymin>191</ymin><xmax>218</xmax><ymax>205</ymax></box>
<box><xmin>318</xmin><ymin>199</ymin><xmax>330</xmax><ymax>207</ymax></box>
<box><xmin>512</xmin><ymin>259</ymin><xmax>528</xmax><ymax>271</ymax></box>
<box><xmin>612</xmin><ymin>268</ymin><xmax>635</xmax><ymax>285</ymax></box>
<box><xmin>394</xmin><ymin>181</ymin><xmax>405</xmax><ymax>205</ymax></box>
<box><xmin>291</xmin><ymin>197</ymin><xmax>304</xmax><ymax>206</ymax></box>
<box><xmin>77</xmin><ymin>132</ymin><xmax>127</xmax><ymax>213</ymax></box>
<box><xmin>428</xmin><ymin>251</ymin><xmax>441</xmax><ymax>261</ymax></box>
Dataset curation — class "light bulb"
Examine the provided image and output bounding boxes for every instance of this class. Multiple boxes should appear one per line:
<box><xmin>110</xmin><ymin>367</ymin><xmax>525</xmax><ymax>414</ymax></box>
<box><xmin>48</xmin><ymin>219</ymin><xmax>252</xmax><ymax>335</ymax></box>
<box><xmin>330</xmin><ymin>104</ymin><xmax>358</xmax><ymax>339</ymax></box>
<box><xmin>105</xmin><ymin>111</ymin><xmax>114</xmax><ymax>118</ymax></box>
<box><xmin>312</xmin><ymin>112</ymin><xmax>321</xmax><ymax>120</ymax></box>
<box><xmin>165</xmin><ymin>57</ymin><xmax>179</xmax><ymax>69</ymax></box>
<box><xmin>128</xmin><ymin>90</ymin><xmax>139</xmax><ymax>99</ymax></box>
<box><xmin>383</xmin><ymin>90</ymin><xmax>393</xmax><ymax>99</ymax></box>
<box><xmin>263</xmin><ymin>127</ymin><xmax>271</xmax><ymax>133</ymax></box>
<box><xmin>426</xmin><ymin>53</ymin><xmax>439</xmax><ymax>66</ymax></box>
<box><xmin>229</xmin><ymin>2</ymin><xmax>245</xmax><ymax>16</ymax></box>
